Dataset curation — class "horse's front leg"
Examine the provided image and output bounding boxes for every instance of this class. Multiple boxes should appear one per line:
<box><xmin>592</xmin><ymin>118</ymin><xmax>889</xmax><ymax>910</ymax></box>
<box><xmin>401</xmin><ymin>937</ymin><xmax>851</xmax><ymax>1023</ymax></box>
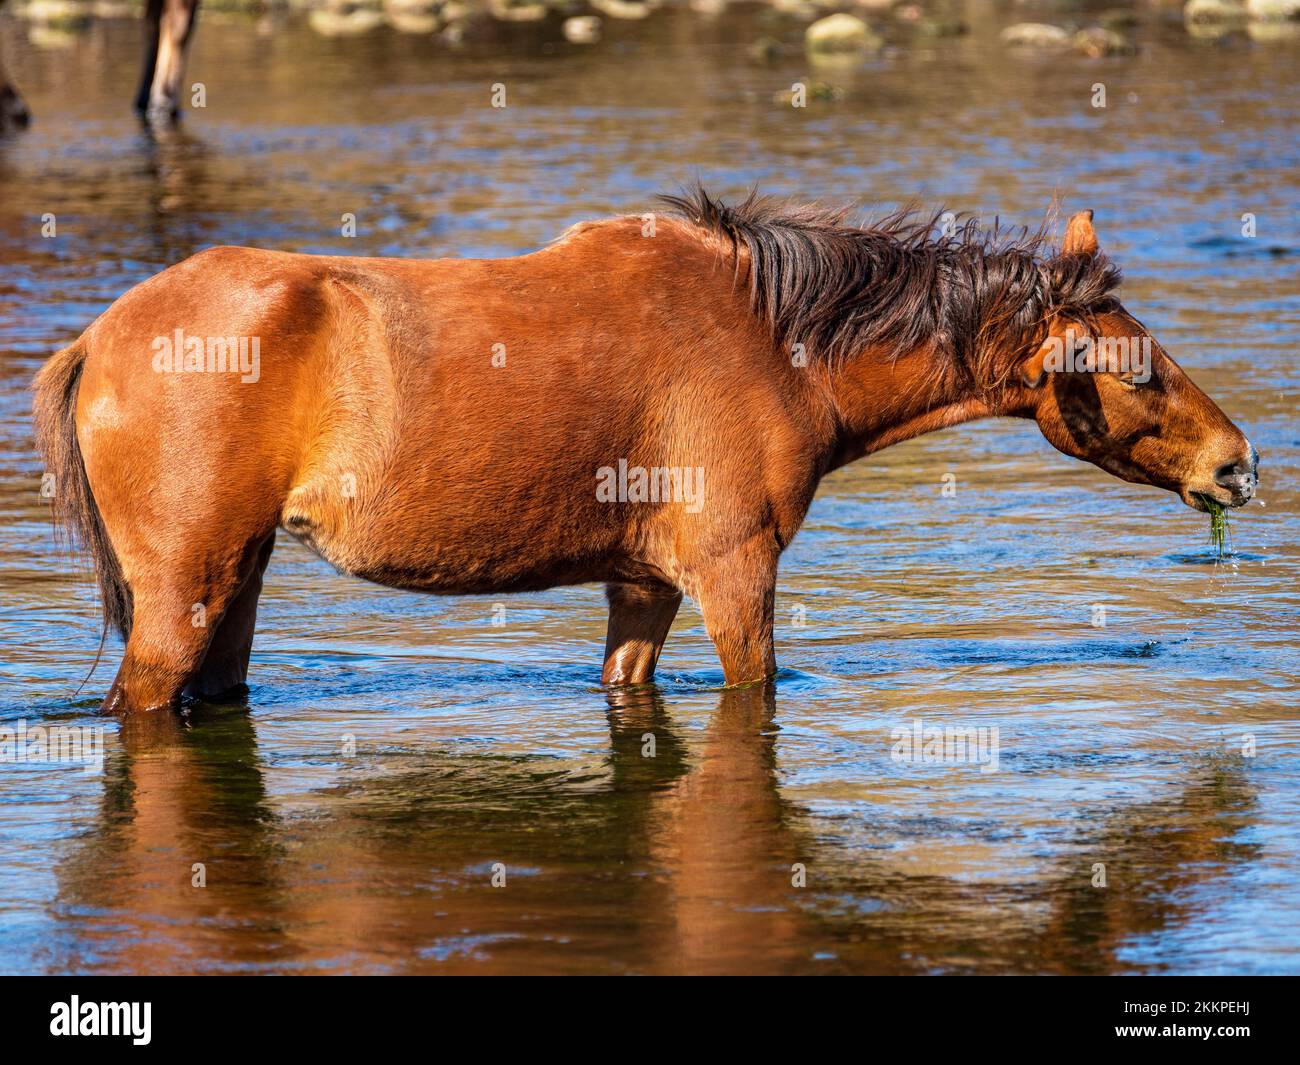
<box><xmin>136</xmin><ymin>0</ymin><xmax>200</xmax><ymax>122</ymax></box>
<box><xmin>690</xmin><ymin>535</ymin><xmax>779</xmax><ymax>687</ymax></box>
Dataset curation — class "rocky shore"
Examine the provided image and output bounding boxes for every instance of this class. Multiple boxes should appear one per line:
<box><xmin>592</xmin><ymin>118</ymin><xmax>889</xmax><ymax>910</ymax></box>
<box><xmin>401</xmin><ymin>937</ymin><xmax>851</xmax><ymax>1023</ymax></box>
<box><xmin>6</xmin><ymin>0</ymin><xmax>1298</xmax><ymax>51</ymax></box>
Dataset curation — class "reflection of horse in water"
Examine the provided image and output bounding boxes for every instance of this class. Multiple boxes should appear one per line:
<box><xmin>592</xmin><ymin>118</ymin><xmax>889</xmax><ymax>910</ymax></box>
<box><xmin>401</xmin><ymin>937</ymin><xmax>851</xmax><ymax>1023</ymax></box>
<box><xmin>53</xmin><ymin>686</ymin><xmax>810</xmax><ymax>974</ymax></box>
<box><xmin>51</xmin><ymin>685</ymin><xmax>1262</xmax><ymax>974</ymax></box>
<box><xmin>0</xmin><ymin>0</ymin><xmax>200</xmax><ymax>132</ymax></box>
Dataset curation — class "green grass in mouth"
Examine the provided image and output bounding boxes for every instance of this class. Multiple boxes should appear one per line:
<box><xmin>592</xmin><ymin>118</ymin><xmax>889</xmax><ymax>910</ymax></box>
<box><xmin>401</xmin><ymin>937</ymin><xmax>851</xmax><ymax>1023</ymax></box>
<box><xmin>1198</xmin><ymin>495</ymin><xmax>1231</xmax><ymax>560</ymax></box>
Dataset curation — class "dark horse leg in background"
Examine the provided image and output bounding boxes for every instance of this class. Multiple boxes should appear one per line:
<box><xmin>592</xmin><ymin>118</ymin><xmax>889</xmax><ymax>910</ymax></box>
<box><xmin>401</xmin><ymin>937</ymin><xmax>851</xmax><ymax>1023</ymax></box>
<box><xmin>0</xmin><ymin>0</ymin><xmax>199</xmax><ymax>131</ymax></box>
<box><xmin>0</xmin><ymin>0</ymin><xmax>31</xmax><ymax>132</ymax></box>
<box><xmin>136</xmin><ymin>0</ymin><xmax>201</xmax><ymax>123</ymax></box>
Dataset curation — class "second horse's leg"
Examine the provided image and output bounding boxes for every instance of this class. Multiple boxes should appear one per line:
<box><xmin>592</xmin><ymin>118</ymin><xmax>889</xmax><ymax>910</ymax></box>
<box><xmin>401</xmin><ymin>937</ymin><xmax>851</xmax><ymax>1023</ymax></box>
<box><xmin>0</xmin><ymin>0</ymin><xmax>30</xmax><ymax>132</ymax></box>
<box><xmin>137</xmin><ymin>0</ymin><xmax>200</xmax><ymax>121</ymax></box>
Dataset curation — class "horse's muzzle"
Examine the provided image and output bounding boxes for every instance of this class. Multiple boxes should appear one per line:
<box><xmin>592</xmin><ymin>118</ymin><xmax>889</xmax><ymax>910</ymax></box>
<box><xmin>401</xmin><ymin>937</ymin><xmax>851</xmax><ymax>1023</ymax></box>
<box><xmin>1213</xmin><ymin>443</ymin><xmax>1259</xmax><ymax>507</ymax></box>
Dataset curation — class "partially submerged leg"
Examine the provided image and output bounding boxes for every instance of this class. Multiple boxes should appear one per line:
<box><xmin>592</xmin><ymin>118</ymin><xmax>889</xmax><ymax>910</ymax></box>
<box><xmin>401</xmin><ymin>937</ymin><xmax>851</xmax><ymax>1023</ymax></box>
<box><xmin>602</xmin><ymin>580</ymin><xmax>683</xmax><ymax>686</ymax></box>
<box><xmin>184</xmin><ymin>533</ymin><xmax>275</xmax><ymax>701</ymax></box>
<box><xmin>134</xmin><ymin>0</ymin><xmax>163</xmax><ymax>115</ymax></box>
<box><xmin>136</xmin><ymin>0</ymin><xmax>200</xmax><ymax>122</ymax></box>
<box><xmin>690</xmin><ymin>535</ymin><xmax>778</xmax><ymax>687</ymax></box>
<box><xmin>100</xmin><ymin>531</ymin><xmax>270</xmax><ymax>714</ymax></box>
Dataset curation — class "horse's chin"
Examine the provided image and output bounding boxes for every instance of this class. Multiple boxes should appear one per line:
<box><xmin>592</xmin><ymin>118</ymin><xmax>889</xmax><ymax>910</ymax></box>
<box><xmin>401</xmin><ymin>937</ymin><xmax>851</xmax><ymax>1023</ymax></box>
<box><xmin>1183</xmin><ymin>487</ymin><xmax>1237</xmax><ymax>512</ymax></box>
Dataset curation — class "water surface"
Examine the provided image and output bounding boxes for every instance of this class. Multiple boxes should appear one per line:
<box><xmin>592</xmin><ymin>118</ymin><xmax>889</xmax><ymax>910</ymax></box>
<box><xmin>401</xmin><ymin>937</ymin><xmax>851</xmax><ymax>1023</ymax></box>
<box><xmin>0</xmin><ymin>4</ymin><xmax>1297</xmax><ymax>974</ymax></box>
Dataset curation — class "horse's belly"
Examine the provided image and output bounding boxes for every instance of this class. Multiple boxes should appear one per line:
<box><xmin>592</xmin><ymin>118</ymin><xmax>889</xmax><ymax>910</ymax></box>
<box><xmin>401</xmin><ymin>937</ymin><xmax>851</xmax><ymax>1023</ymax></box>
<box><xmin>284</xmin><ymin>473</ymin><xmax>623</xmax><ymax>595</ymax></box>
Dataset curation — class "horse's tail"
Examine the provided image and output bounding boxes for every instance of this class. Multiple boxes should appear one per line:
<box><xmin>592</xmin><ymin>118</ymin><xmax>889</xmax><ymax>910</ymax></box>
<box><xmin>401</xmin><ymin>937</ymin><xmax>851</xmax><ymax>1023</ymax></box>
<box><xmin>33</xmin><ymin>340</ymin><xmax>133</xmax><ymax>649</ymax></box>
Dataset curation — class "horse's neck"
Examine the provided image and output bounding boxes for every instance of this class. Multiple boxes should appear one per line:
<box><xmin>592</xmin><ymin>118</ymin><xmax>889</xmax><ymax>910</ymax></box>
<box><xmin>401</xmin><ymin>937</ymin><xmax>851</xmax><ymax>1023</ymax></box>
<box><xmin>824</xmin><ymin>343</ymin><xmax>997</xmax><ymax>472</ymax></box>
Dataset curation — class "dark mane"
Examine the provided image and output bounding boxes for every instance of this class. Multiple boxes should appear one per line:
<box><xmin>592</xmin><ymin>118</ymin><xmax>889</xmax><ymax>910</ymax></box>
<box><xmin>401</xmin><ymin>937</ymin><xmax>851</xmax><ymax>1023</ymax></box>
<box><xmin>657</xmin><ymin>185</ymin><xmax>1123</xmax><ymax>387</ymax></box>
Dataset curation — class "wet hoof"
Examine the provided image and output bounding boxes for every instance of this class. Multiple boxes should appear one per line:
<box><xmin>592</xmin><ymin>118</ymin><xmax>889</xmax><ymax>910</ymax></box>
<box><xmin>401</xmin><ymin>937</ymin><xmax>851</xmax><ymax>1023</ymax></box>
<box><xmin>136</xmin><ymin>95</ymin><xmax>180</xmax><ymax>127</ymax></box>
<box><xmin>98</xmin><ymin>682</ymin><xmax>182</xmax><ymax>715</ymax></box>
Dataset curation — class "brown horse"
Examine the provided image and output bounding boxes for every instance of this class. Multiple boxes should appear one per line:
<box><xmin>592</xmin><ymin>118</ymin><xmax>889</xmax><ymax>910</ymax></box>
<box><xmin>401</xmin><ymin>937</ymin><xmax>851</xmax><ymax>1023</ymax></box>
<box><xmin>0</xmin><ymin>0</ymin><xmax>199</xmax><ymax>132</ymax></box>
<box><xmin>34</xmin><ymin>189</ymin><xmax>1259</xmax><ymax>714</ymax></box>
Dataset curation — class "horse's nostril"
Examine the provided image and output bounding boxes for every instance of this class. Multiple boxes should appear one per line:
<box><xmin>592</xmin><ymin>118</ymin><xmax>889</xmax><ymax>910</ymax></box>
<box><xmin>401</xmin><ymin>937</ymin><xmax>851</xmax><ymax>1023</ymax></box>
<box><xmin>1215</xmin><ymin>456</ymin><xmax>1256</xmax><ymax>487</ymax></box>
<box><xmin>1216</xmin><ymin>462</ymin><xmax>1248</xmax><ymax>486</ymax></box>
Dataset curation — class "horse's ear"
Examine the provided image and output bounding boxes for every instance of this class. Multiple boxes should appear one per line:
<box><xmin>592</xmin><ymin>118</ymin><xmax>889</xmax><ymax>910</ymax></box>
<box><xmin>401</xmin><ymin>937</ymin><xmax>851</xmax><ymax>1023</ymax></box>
<box><xmin>1019</xmin><ymin>337</ymin><xmax>1055</xmax><ymax>388</ymax></box>
<box><xmin>1062</xmin><ymin>209</ymin><xmax>1099</xmax><ymax>257</ymax></box>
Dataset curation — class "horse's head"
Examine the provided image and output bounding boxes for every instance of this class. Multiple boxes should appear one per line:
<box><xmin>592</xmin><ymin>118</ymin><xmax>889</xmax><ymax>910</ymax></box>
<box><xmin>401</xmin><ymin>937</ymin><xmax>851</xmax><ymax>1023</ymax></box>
<box><xmin>1015</xmin><ymin>211</ymin><xmax>1257</xmax><ymax>513</ymax></box>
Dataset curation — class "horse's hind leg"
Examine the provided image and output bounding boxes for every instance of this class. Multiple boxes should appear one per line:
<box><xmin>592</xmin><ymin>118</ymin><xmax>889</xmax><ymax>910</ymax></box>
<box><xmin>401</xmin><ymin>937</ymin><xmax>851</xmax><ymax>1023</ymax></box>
<box><xmin>602</xmin><ymin>581</ymin><xmax>683</xmax><ymax>685</ymax></box>
<box><xmin>184</xmin><ymin>533</ymin><xmax>275</xmax><ymax>701</ymax></box>
<box><xmin>100</xmin><ymin>530</ymin><xmax>272</xmax><ymax>714</ymax></box>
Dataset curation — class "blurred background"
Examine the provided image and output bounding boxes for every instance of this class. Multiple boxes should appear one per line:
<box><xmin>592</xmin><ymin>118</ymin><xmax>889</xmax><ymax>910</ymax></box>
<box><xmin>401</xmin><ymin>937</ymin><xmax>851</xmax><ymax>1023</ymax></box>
<box><xmin>0</xmin><ymin>0</ymin><xmax>1297</xmax><ymax>974</ymax></box>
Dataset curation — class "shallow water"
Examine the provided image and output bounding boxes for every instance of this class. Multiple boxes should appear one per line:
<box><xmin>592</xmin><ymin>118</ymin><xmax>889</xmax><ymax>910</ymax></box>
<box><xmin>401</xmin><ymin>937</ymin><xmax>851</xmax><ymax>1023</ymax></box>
<box><xmin>0</xmin><ymin>4</ymin><xmax>1298</xmax><ymax>974</ymax></box>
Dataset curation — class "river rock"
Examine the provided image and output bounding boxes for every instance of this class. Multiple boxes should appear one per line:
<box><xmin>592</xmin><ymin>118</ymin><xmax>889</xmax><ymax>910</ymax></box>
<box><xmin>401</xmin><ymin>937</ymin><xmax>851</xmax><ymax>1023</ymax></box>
<box><xmin>17</xmin><ymin>0</ymin><xmax>91</xmax><ymax>29</ymax></box>
<box><xmin>563</xmin><ymin>14</ymin><xmax>601</xmax><ymax>41</ymax></box>
<box><xmin>590</xmin><ymin>0</ymin><xmax>653</xmax><ymax>18</ymax></box>
<box><xmin>489</xmin><ymin>0</ymin><xmax>547</xmax><ymax>20</ymax></box>
<box><xmin>1247</xmin><ymin>18</ymin><xmax>1300</xmax><ymax>34</ymax></box>
<box><xmin>1246</xmin><ymin>0</ymin><xmax>1300</xmax><ymax>18</ymax></box>
<box><xmin>308</xmin><ymin>3</ymin><xmax>385</xmax><ymax>35</ymax></box>
<box><xmin>1000</xmin><ymin>22</ymin><xmax>1070</xmax><ymax>48</ymax></box>
<box><xmin>805</xmin><ymin>13</ymin><xmax>883</xmax><ymax>53</ymax></box>
<box><xmin>27</xmin><ymin>25</ymin><xmax>80</xmax><ymax>48</ymax></box>
<box><xmin>771</xmin><ymin>0</ymin><xmax>821</xmax><ymax>18</ymax></box>
<box><xmin>1183</xmin><ymin>0</ymin><xmax>1248</xmax><ymax>22</ymax></box>
<box><xmin>383</xmin><ymin>0</ymin><xmax>441</xmax><ymax>32</ymax></box>
<box><xmin>383</xmin><ymin>0</ymin><xmax>442</xmax><ymax>14</ymax></box>
<box><xmin>1073</xmin><ymin>26</ymin><xmax>1135</xmax><ymax>55</ymax></box>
